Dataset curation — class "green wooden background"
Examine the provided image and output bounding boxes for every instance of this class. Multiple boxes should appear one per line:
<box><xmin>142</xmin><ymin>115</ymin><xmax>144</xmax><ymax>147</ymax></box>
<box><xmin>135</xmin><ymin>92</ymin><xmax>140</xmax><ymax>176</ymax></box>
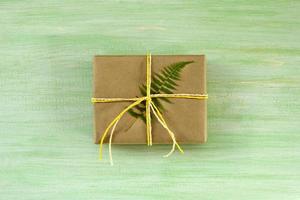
<box><xmin>1</xmin><ymin>0</ymin><xmax>299</xmax><ymax>199</ymax></box>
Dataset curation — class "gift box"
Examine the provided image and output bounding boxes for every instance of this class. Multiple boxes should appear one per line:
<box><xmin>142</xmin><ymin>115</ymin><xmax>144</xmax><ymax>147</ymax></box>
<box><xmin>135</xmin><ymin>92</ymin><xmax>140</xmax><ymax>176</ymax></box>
<box><xmin>92</xmin><ymin>55</ymin><xmax>207</xmax><ymax>145</ymax></box>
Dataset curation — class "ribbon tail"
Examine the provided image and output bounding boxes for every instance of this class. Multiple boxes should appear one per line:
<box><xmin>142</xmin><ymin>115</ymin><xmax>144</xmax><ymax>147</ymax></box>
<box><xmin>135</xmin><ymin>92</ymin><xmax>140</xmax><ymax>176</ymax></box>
<box><xmin>150</xmin><ymin>102</ymin><xmax>184</xmax><ymax>156</ymax></box>
<box><xmin>99</xmin><ymin>98</ymin><xmax>145</xmax><ymax>160</ymax></box>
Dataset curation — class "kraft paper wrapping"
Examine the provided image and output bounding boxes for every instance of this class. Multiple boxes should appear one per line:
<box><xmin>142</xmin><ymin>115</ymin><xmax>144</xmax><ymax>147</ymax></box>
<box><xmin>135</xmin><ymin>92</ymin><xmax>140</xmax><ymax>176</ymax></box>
<box><xmin>93</xmin><ymin>55</ymin><xmax>206</xmax><ymax>144</ymax></box>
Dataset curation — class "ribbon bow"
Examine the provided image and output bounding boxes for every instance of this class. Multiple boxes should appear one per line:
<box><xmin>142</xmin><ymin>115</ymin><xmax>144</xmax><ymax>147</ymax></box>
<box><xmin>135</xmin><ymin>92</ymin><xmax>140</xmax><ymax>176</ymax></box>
<box><xmin>92</xmin><ymin>53</ymin><xmax>208</xmax><ymax>165</ymax></box>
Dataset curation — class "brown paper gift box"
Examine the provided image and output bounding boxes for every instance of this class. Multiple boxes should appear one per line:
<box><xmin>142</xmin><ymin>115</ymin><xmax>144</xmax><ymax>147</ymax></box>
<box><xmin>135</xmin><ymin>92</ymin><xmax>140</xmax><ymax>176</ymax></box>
<box><xmin>93</xmin><ymin>55</ymin><xmax>207</xmax><ymax>144</ymax></box>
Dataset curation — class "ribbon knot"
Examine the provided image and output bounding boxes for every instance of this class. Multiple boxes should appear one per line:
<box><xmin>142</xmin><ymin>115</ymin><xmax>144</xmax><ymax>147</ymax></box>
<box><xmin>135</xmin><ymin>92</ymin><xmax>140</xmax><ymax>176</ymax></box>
<box><xmin>92</xmin><ymin>53</ymin><xmax>208</xmax><ymax>165</ymax></box>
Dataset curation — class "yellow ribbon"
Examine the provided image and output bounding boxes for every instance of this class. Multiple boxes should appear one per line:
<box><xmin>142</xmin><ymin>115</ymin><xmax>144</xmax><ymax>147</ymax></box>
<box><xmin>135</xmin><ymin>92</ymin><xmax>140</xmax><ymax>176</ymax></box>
<box><xmin>91</xmin><ymin>53</ymin><xmax>208</xmax><ymax>165</ymax></box>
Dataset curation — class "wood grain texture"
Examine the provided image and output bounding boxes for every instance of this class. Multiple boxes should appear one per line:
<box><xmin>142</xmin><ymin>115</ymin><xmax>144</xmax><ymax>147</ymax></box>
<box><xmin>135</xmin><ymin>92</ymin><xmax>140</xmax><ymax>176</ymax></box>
<box><xmin>0</xmin><ymin>0</ymin><xmax>299</xmax><ymax>199</ymax></box>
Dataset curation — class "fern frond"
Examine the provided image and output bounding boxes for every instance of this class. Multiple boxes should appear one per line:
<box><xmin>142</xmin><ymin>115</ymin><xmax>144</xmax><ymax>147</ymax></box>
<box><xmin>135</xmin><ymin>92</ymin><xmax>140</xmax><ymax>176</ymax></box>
<box><xmin>128</xmin><ymin>60</ymin><xmax>194</xmax><ymax>123</ymax></box>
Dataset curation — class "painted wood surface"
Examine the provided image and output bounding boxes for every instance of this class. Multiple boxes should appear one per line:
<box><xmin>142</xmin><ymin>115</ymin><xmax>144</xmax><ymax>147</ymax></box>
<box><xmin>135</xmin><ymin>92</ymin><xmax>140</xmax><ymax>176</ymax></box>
<box><xmin>0</xmin><ymin>1</ymin><xmax>299</xmax><ymax>199</ymax></box>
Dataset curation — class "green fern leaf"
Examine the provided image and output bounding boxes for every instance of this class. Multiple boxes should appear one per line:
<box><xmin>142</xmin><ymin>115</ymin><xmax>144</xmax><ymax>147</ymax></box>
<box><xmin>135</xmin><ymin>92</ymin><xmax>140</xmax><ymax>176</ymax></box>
<box><xmin>128</xmin><ymin>60</ymin><xmax>194</xmax><ymax>123</ymax></box>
